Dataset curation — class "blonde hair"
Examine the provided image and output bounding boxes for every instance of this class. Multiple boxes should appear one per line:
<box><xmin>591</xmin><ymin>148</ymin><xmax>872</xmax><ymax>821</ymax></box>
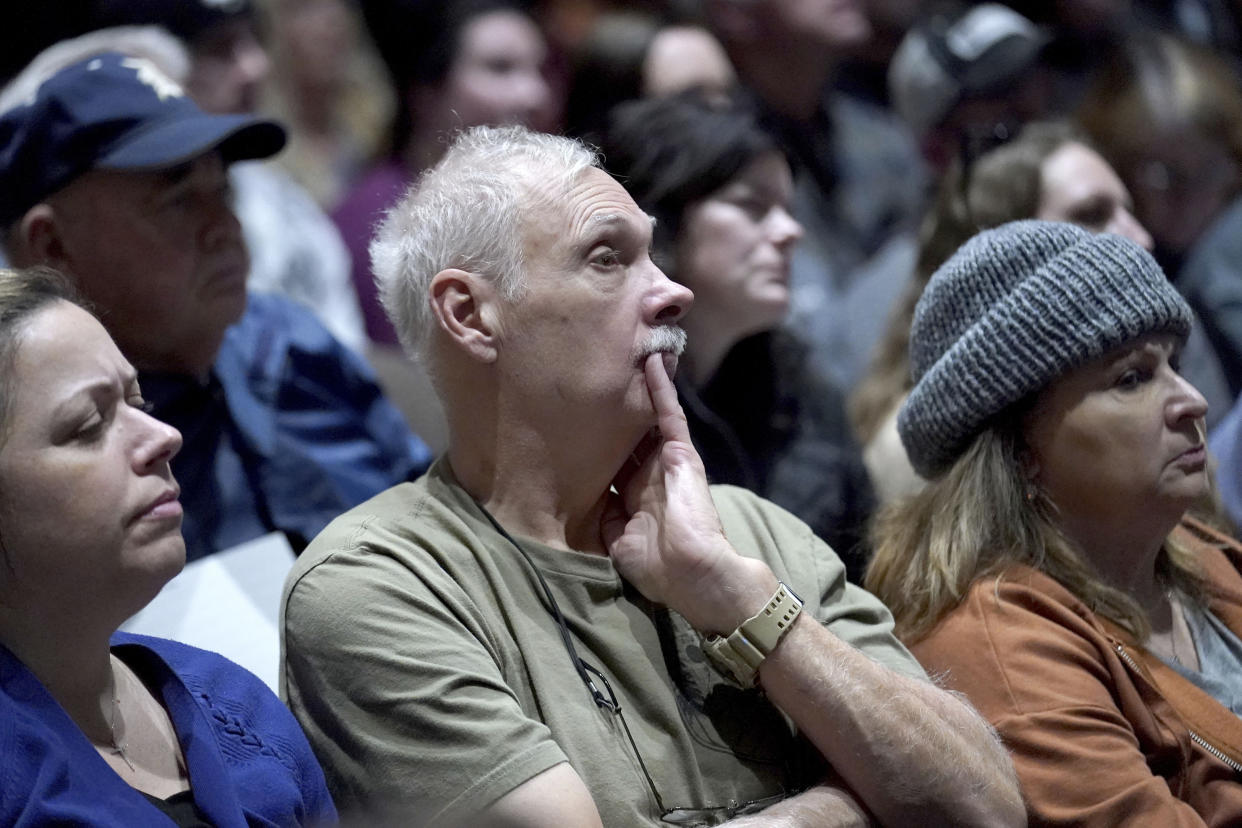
<box><xmin>865</xmin><ymin>419</ymin><xmax>1205</xmax><ymax>642</ymax></box>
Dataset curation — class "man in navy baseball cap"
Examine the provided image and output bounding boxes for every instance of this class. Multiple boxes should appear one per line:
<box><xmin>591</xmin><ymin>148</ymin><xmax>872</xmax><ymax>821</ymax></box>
<box><xmin>0</xmin><ymin>50</ymin><xmax>283</xmax><ymax>373</ymax></box>
<box><xmin>0</xmin><ymin>50</ymin><xmax>283</xmax><ymax>228</ymax></box>
<box><xmin>85</xmin><ymin>1</ymin><xmax>369</xmax><ymax>355</ymax></box>
<box><xmin>0</xmin><ymin>46</ymin><xmax>430</xmax><ymax>560</ymax></box>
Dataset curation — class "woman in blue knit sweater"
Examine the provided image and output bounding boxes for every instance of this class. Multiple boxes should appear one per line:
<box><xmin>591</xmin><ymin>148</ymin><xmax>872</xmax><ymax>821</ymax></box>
<box><xmin>0</xmin><ymin>266</ymin><xmax>336</xmax><ymax>827</ymax></box>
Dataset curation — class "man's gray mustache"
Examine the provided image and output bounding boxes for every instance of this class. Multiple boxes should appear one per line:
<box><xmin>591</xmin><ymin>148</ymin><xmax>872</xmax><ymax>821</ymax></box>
<box><xmin>635</xmin><ymin>326</ymin><xmax>687</xmax><ymax>363</ymax></box>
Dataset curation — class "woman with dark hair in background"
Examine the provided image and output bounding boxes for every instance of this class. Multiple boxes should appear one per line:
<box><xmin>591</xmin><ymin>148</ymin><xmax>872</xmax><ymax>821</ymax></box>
<box><xmin>599</xmin><ymin>91</ymin><xmax>875</xmax><ymax>577</ymax></box>
<box><xmin>0</xmin><ymin>267</ymin><xmax>335</xmax><ymax>826</ymax></box>
<box><xmin>338</xmin><ymin>0</ymin><xmax>555</xmax><ymax>348</ymax></box>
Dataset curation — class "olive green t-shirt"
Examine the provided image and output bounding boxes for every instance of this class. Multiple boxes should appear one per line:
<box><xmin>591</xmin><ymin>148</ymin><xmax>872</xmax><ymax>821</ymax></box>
<box><xmin>280</xmin><ymin>458</ymin><xmax>923</xmax><ymax>826</ymax></box>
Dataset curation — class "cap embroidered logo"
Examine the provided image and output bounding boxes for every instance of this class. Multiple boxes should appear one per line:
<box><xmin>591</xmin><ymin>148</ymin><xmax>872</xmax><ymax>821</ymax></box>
<box><xmin>119</xmin><ymin>58</ymin><xmax>183</xmax><ymax>101</ymax></box>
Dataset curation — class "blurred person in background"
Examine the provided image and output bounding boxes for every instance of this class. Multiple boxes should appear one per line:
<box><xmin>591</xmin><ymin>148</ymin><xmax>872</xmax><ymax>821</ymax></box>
<box><xmin>832</xmin><ymin>0</ymin><xmax>922</xmax><ymax>106</ymax></box>
<box><xmin>256</xmin><ymin>0</ymin><xmax>395</xmax><ymax>210</ymax></box>
<box><xmin>1083</xmin><ymin>32</ymin><xmax>1242</xmax><ymax>401</ymax></box>
<box><xmin>343</xmin><ymin>0</ymin><xmax>555</xmax><ymax>346</ymax></box>
<box><xmin>1080</xmin><ymin>32</ymin><xmax>1242</xmax><ymax>274</ymax></box>
<box><xmin>337</xmin><ymin>0</ymin><xmax>556</xmax><ymax>451</ymax></box>
<box><xmin>91</xmin><ymin>0</ymin><xmax>269</xmax><ymax>116</ymax></box>
<box><xmin>1009</xmin><ymin>0</ymin><xmax>1242</xmax><ymax>83</ymax></box>
<box><xmin>1000</xmin><ymin>0</ymin><xmax>1133</xmax><ymax>107</ymax></box>
<box><xmin>888</xmin><ymin>3</ymin><xmax>1056</xmax><ymax>174</ymax></box>
<box><xmin>704</xmin><ymin>0</ymin><xmax>929</xmax><ymax>398</ymax></box>
<box><xmin>600</xmin><ymin>91</ymin><xmax>876</xmax><ymax>578</ymax></box>
<box><xmin>851</xmin><ymin>121</ymin><xmax>1231</xmax><ymax>503</ymax></box>
<box><xmin>564</xmin><ymin>10</ymin><xmax>734</xmax><ymax>142</ymax></box>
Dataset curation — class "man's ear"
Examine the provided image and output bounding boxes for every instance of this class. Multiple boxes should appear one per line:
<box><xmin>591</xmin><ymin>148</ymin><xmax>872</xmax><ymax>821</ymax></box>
<box><xmin>429</xmin><ymin>268</ymin><xmax>500</xmax><ymax>363</ymax></box>
<box><xmin>13</xmin><ymin>203</ymin><xmax>71</xmax><ymax>270</ymax></box>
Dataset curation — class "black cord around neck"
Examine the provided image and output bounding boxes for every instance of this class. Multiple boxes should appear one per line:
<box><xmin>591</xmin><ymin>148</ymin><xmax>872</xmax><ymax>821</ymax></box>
<box><xmin>476</xmin><ymin>504</ymin><xmax>617</xmax><ymax>712</ymax></box>
<box><xmin>475</xmin><ymin>503</ymin><xmax>670</xmax><ymax>812</ymax></box>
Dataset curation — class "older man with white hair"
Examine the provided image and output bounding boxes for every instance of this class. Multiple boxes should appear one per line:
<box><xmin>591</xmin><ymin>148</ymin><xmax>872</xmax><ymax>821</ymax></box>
<box><xmin>281</xmin><ymin>126</ymin><xmax>1024</xmax><ymax>827</ymax></box>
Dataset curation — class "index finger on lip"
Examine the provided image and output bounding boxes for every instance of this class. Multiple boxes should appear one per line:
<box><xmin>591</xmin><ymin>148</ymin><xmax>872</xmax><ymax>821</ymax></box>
<box><xmin>644</xmin><ymin>353</ymin><xmax>691</xmax><ymax>442</ymax></box>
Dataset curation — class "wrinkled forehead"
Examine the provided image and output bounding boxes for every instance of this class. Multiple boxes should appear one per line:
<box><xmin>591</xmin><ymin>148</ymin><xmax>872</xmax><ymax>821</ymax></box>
<box><xmin>515</xmin><ymin>164</ymin><xmax>649</xmax><ymax>254</ymax></box>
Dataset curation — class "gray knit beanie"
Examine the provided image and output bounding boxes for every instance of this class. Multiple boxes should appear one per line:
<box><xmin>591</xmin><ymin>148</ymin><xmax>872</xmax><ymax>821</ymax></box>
<box><xmin>899</xmin><ymin>219</ymin><xmax>1192</xmax><ymax>479</ymax></box>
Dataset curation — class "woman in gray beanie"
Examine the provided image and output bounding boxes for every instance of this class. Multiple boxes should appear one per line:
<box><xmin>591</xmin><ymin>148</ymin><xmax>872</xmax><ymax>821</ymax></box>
<box><xmin>867</xmin><ymin>219</ymin><xmax>1242</xmax><ymax>825</ymax></box>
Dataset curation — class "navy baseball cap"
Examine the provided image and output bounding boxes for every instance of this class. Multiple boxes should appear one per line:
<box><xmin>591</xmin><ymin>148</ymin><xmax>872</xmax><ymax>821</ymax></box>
<box><xmin>0</xmin><ymin>51</ymin><xmax>285</xmax><ymax>227</ymax></box>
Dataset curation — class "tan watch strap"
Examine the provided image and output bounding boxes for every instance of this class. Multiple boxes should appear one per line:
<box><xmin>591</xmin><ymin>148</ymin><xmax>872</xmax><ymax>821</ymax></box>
<box><xmin>702</xmin><ymin>582</ymin><xmax>803</xmax><ymax>687</ymax></box>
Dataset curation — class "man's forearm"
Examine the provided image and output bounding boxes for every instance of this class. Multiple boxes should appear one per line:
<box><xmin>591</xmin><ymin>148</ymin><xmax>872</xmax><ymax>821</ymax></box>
<box><xmin>610</xmin><ymin>358</ymin><xmax>1025</xmax><ymax>826</ymax></box>
<box><xmin>632</xmin><ymin>549</ymin><xmax>1024</xmax><ymax>826</ymax></box>
<box><xmin>755</xmin><ymin>592</ymin><xmax>1025</xmax><ymax>828</ymax></box>
<box><xmin>724</xmin><ymin>781</ymin><xmax>873</xmax><ymax>828</ymax></box>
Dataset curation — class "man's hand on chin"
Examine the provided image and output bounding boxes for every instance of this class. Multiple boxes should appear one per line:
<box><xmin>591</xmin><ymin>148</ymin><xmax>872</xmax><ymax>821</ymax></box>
<box><xmin>601</xmin><ymin>354</ymin><xmax>775</xmax><ymax>634</ymax></box>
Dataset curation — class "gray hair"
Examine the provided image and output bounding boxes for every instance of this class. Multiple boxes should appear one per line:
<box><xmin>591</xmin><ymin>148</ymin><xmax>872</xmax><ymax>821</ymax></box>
<box><xmin>370</xmin><ymin>125</ymin><xmax>600</xmax><ymax>360</ymax></box>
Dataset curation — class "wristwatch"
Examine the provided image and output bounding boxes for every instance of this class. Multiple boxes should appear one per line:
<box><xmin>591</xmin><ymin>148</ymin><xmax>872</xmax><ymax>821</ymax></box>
<box><xmin>702</xmin><ymin>582</ymin><xmax>803</xmax><ymax>687</ymax></box>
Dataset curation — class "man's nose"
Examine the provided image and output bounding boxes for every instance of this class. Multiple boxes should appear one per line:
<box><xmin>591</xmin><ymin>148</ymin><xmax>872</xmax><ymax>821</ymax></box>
<box><xmin>648</xmin><ymin>267</ymin><xmax>693</xmax><ymax>326</ymax></box>
<box><xmin>200</xmin><ymin>195</ymin><xmax>244</xmax><ymax>251</ymax></box>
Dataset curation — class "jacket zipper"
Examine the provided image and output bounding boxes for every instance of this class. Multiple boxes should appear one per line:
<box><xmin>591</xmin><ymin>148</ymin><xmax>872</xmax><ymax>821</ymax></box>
<box><xmin>1114</xmin><ymin>644</ymin><xmax>1242</xmax><ymax>774</ymax></box>
<box><xmin>1189</xmin><ymin>732</ymin><xmax>1242</xmax><ymax>773</ymax></box>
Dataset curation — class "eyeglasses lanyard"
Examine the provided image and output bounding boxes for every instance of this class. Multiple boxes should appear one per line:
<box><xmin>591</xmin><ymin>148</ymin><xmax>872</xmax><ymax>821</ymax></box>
<box><xmin>476</xmin><ymin>503</ymin><xmax>671</xmax><ymax>813</ymax></box>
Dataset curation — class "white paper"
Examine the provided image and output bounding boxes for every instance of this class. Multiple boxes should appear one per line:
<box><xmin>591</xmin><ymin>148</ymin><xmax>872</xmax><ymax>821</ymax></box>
<box><xmin>120</xmin><ymin>531</ymin><xmax>296</xmax><ymax>692</ymax></box>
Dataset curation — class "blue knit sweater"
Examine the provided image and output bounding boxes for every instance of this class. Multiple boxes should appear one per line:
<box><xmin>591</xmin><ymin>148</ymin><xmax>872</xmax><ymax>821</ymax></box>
<box><xmin>0</xmin><ymin>632</ymin><xmax>336</xmax><ymax>826</ymax></box>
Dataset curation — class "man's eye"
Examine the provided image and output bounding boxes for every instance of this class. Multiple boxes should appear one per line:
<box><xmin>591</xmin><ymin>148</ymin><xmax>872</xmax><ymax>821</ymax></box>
<box><xmin>128</xmin><ymin>395</ymin><xmax>154</xmax><ymax>413</ymax></box>
<box><xmin>593</xmin><ymin>249</ymin><xmax>622</xmax><ymax>267</ymax></box>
